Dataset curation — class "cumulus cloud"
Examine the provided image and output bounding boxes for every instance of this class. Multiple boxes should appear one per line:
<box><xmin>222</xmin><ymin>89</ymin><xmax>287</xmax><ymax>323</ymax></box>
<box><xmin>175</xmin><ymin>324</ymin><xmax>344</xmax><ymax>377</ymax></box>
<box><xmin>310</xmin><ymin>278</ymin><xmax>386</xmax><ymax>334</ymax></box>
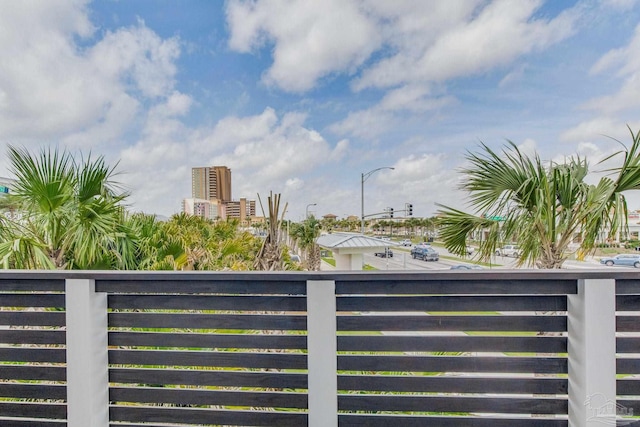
<box><xmin>330</xmin><ymin>85</ymin><xmax>455</xmax><ymax>138</ymax></box>
<box><xmin>598</xmin><ymin>0</ymin><xmax>640</xmax><ymax>10</ymax></box>
<box><xmin>226</xmin><ymin>0</ymin><xmax>382</xmax><ymax>92</ymax></box>
<box><xmin>0</xmin><ymin>1</ymin><xmax>181</xmax><ymax>149</ymax></box>
<box><xmin>355</xmin><ymin>0</ymin><xmax>577</xmax><ymax>91</ymax></box>
<box><xmin>380</xmin><ymin>153</ymin><xmax>461</xmax><ymax>212</ymax></box>
<box><xmin>274</xmin><ymin>0</ymin><xmax>574</xmax><ymax>139</ymax></box>
<box><xmin>208</xmin><ymin>109</ymin><xmax>343</xmax><ymax>184</ymax></box>
<box><xmin>586</xmin><ymin>24</ymin><xmax>640</xmax><ymax>115</ymax></box>
<box><xmin>226</xmin><ymin>0</ymin><xmax>578</xmax><ymax>95</ymax></box>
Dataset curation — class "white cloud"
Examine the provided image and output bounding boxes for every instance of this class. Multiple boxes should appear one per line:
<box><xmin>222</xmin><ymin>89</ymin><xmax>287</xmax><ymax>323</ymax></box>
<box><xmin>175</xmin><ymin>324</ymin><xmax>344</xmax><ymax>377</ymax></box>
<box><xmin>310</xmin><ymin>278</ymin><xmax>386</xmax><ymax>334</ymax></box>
<box><xmin>210</xmin><ymin>110</ymin><xmax>342</xmax><ymax>184</ymax></box>
<box><xmin>329</xmin><ymin>108</ymin><xmax>397</xmax><ymax>139</ymax></box>
<box><xmin>89</xmin><ymin>21</ymin><xmax>181</xmax><ymax>99</ymax></box>
<box><xmin>499</xmin><ymin>64</ymin><xmax>528</xmax><ymax>88</ymax></box>
<box><xmin>227</xmin><ymin>0</ymin><xmax>578</xmax><ymax>94</ymax></box>
<box><xmin>354</xmin><ymin>0</ymin><xmax>578</xmax><ymax>90</ymax></box>
<box><xmin>0</xmin><ymin>2</ymin><xmax>181</xmax><ymax>149</ymax></box>
<box><xmin>330</xmin><ymin>85</ymin><xmax>455</xmax><ymax>138</ymax></box>
<box><xmin>598</xmin><ymin>0</ymin><xmax>640</xmax><ymax>10</ymax></box>
<box><xmin>517</xmin><ymin>138</ymin><xmax>538</xmax><ymax>159</ymax></box>
<box><xmin>226</xmin><ymin>0</ymin><xmax>382</xmax><ymax>92</ymax></box>
<box><xmin>285</xmin><ymin>177</ymin><xmax>304</xmax><ymax>191</ymax></box>
<box><xmin>587</xmin><ymin>24</ymin><xmax>640</xmax><ymax>114</ymax></box>
<box><xmin>561</xmin><ymin>117</ymin><xmax>619</xmax><ymax>143</ymax></box>
<box><xmin>380</xmin><ymin>153</ymin><xmax>461</xmax><ymax>212</ymax></box>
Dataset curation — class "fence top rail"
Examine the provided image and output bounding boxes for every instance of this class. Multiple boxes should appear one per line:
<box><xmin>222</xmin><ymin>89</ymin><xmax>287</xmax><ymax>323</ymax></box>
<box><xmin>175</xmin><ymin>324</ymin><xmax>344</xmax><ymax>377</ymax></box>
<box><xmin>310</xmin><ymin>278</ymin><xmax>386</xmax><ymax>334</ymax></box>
<box><xmin>0</xmin><ymin>269</ymin><xmax>634</xmax><ymax>282</ymax></box>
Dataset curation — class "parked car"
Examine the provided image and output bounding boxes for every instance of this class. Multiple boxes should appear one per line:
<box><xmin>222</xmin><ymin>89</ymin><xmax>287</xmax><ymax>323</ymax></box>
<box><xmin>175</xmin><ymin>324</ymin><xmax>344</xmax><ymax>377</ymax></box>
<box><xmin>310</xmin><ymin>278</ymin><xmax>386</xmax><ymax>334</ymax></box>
<box><xmin>466</xmin><ymin>245</ymin><xmax>474</xmax><ymax>255</ymax></box>
<box><xmin>495</xmin><ymin>245</ymin><xmax>520</xmax><ymax>257</ymax></box>
<box><xmin>410</xmin><ymin>246</ymin><xmax>439</xmax><ymax>261</ymax></box>
<box><xmin>375</xmin><ymin>247</ymin><xmax>393</xmax><ymax>258</ymax></box>
<box><xmin>600</xmin><ymin>254</ymin><xmax>640</xmax><ymax>268</ymax></box>
<box><xmin>401</xmin><ymin>239</ymin><xmax>412</xmax><ymax>246</ymax></box>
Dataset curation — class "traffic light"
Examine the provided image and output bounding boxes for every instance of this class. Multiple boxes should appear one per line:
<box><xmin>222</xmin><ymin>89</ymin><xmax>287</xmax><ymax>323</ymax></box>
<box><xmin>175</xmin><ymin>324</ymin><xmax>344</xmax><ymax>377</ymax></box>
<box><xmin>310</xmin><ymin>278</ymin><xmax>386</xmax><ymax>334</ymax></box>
<box><xmin>389</xmin><ymin>207</ymin><xmax>394</xmax><ymax>218</ymax></box>
<box><xmin>406</xmin><ymin>203</ymin><xmax>413</xmax><ymax>216</ymax></box>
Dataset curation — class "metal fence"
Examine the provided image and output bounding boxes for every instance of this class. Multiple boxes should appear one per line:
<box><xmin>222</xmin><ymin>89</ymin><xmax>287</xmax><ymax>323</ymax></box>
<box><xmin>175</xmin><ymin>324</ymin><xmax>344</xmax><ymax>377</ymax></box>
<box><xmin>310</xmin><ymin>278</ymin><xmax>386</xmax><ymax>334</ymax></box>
<box><xmin>0</xmin><ymin>270</ymin><xmax>637</xmax><ymax>427</ymax></box>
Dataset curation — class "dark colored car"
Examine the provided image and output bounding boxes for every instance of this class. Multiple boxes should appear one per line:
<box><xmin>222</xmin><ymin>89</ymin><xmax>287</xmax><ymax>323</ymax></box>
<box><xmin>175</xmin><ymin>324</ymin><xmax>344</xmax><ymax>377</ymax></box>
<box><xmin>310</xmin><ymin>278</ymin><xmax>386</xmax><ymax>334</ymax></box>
<box><xmin>410</xmin><ymin>246</ymin><xmax>439</xmax><ymax>261</ymax></box>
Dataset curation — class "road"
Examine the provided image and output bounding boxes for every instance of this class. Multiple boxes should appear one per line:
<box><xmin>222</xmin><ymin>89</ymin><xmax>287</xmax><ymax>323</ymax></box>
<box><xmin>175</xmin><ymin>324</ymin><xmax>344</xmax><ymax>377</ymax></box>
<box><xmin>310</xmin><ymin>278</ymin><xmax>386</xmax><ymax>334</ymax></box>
<box><xmin>364</xmin><ymin>246</ymin><xmax>607</xmax><ymax>270</ymax></box>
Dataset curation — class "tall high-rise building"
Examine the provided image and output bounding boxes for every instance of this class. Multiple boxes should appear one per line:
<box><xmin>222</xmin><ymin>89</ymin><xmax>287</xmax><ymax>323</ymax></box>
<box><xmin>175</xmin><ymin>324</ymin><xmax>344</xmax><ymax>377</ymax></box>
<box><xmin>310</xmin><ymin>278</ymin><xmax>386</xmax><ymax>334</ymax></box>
<box><xmin>192</xmin><ymin>166</ymin><xmax>232</xmax><ymax>202</ymax></box>
<box><xmin>188</xmin><ymin>166</ymin><xmax>257</xmax><ymax>223</ymax></box>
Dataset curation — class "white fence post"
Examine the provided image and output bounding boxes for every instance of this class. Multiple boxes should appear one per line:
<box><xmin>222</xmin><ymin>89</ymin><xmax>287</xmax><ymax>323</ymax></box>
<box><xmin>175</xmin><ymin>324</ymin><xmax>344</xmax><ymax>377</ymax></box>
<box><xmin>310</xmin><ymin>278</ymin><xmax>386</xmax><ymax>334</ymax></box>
<box><xmin>65</xmin><ymin>278</ymin><xmax>109</xmax><ymax>427</ymax></box>
<box><xmin>307</xmin><ymin>280</ymin><xmax>337</xmax><ymax>427</ymax></box>
<box><xmin>567</xmin><ymin>278</ymin><xmax>616</xmax><ymax>427</ymax></box>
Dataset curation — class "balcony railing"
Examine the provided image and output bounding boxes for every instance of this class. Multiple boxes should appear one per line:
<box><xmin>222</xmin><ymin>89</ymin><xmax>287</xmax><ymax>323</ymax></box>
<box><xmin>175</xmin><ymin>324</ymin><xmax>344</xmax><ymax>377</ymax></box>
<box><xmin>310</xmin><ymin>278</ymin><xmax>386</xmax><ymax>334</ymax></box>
<box><xmin>0</xmin><ymin>270</ymin><xmax>638</xmax><ymax>426</ymax></box>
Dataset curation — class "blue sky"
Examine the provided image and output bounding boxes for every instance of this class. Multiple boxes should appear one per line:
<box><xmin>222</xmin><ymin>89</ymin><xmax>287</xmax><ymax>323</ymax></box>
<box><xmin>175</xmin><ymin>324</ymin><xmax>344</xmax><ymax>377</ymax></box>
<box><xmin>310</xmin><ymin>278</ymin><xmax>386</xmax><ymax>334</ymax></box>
<box><xmin>2</xmin><ymin>0</ymin><xmax>640</xmax><ymax>220</ymax></box>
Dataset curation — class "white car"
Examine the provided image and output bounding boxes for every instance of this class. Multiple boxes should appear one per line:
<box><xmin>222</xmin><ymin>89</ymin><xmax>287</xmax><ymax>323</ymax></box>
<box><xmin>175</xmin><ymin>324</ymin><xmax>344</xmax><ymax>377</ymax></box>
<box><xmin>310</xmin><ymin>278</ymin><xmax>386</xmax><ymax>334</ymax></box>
<box><xmin>495</xmin><ymin>245</ymin><xmax>520</xmax><ymax>257</ymax></box>
<box><xmin>401</xmin><ymin>239</ymin><xmax>412</xmax><ymax>246</ymax></box>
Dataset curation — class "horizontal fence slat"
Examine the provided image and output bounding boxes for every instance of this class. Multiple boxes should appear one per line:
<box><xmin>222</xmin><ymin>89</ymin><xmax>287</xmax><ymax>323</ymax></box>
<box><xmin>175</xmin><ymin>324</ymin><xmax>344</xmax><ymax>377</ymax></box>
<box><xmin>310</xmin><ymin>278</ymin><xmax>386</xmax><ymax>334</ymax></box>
<box><xmin>616</xmin><ymin>337</ymin><xmax>640</xmax><ymax>353</ymax></box>
<box><xmin>0</xmin><ymin>421</ymin><xmax>67</xmax><ymax>427</ymax></box>
<box><xmin>110</xmin><ymin>349</ymin><xmax>307</xmax><ymax>370</ymax></box>
<box><xmin>616</xmin><ymin>279</ymin><xmax>640</xmax><ymax>294</ymax></box>
<box><xmin>616</xmin><ymin>295</ymin><xmax>640</xmax><ymax>311</ymax></box>
<box><xmin>616</xmin><ymin>316</ymin><xmax>640</xmax><ymax>332</ymax></box>
<box><xmin>109</xmin><ymin>368</ymin><xmax>307</xmax><ymax>389</ymax></box>
<box><xmin>110</xmin><ymin>406</ymin><xmax>307</xmax><ymax>426</ymax></box>
<box><xmin>338</xmin><ymin>394</ymin><xmax>567</xmax><ymax>414</ymax></box>
<box><xmin>108</xmin><ymin>312</ymin><xmax>307</xmax><ymax>330</ymax></box>
<box><xmin>338</xmin><ymin>335</ymin><xmax>567</xmax><ymax>353</ymax></box>
<box><xmin>109</xmin><ymin>331</ymin><xmax>306</xmax><ymax>350</ymax></box>
<box><xmin>617</xmin><ymin>379</ymin><xmax>640</xmax><ymax>395</ymax></box>
<box><xmin>0</xmin><ymin>402</ymin><xmax>66</xmax><ymax>419</ymax></box>
<box><xmin>0</xmin><ymin>311</ymin><xmax>65</xmax><ymax>326</ymax></box>
<box><xmin>0</xmin><ymin>348</ymin><xmax>66</xmax><ymax>363</ymax></box>
<box><xmin>0</xmin><ymin>384</ymin><xmax>66</xmax><ymax>400</ymax></box>
<box><xmin>339</xmin><ymin>375</ymin><xmax>567</xmax><ymax>394</ymax></box>
<box><xmin>617</xmin><ymin>358</ymin><xmax>640</xmax><ymax>374</ymax></box>
<box><xmin>0</xmin><ymin>365</ymin><xmax>66</xmax><ymax>382</ymax></box>
<box><xmin>0</xmin><ymin>330</ymin><xmax>65</xmax><ymax>345</ymax></box>
<box><xmin>338</xmin><ymin>315</ymin><xmax>567</xmax><ymax>332</ymax></box>
<box><xmin>110</xmin><ymin>387</ymin><xmax>307</xmax><ymax>409</ymax></box>
<box><xmin>615</xmin><ymin>399</ymin><xmax>640</xmax><ymax>414</ymax></box>
<box><xmin>338</xmin><ymin>355</ymin><xmax>567</xmax><ymax>374</ymax></box>
<box><xmin>337</xmin><ymin>279</ymin><xmax>577</xmax><ymax>295</ymax></box>
<box><xmin>109</xmin><ymin>294</ymin><xmax>306</xmax><ymax>311</ymax></box>
<box><xmin>337</xmin><ymin>296</ymin><xmax>567</xmax><ymax>312</ymax></box>
<box><xmin>97</xmin><ymin>279</ymin><xmax>306</xmax><ymax>295</ymax></box>
<box><xmin>0</xmin><ymin>279</ymin><xmax>65</xmax><ymax>292</ymax></box>
<box><xmin>338</xmin><ymin>414</ymin><xmax>568</xmax><ymax>427</ymax></box>
<box><xmin>0</xmin><ymin>294</ymin><xmax>64</xmax><ymax>308</ymax></box>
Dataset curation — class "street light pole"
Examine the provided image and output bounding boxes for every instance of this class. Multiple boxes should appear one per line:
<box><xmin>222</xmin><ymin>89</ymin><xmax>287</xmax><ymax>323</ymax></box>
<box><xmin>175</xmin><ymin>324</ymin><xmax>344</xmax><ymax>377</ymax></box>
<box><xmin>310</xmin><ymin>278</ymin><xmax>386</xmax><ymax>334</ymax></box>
<box><xmin>306</xmin><ymin>203</ymin><xmax>317</xmax><ymax>219</ymax></box>
<box><xmin>361</xmin><ymin>166</ymin><xmax>394</xmax><ymax>234</ymax></box>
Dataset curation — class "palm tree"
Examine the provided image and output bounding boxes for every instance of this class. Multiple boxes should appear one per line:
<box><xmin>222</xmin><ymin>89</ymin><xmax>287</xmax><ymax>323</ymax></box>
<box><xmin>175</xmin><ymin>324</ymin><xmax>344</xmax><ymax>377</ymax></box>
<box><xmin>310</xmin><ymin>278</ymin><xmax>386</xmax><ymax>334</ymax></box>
<box><xmin>147</xmin><ymin>213</ymin><xmax>259</xmax><ymax>271</ymax></box>
<box><xmin>0</xmin><ymin>146</ymin><xmax>130</xmax><ymax>269</ymax></box>
<box><xmin>437</xmin><ymin>128</ymin><xmax>640</xmax><ymax>269</ymax></box>
<box><xmin>254</xmin><ymin>192</ymin><xmax>287</xmax><ymax>271</ymax></box>
<box><xmin>289</xmin><ymin>215</ymin><xmax>322</xmax><ymax>270</ymax></box>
